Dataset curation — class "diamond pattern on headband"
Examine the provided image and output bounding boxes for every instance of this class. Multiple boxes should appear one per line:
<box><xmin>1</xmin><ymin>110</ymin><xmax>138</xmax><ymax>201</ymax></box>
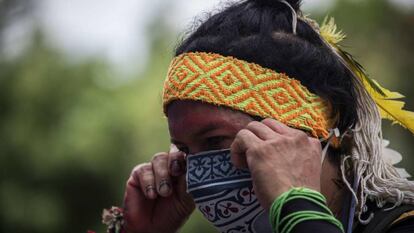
<box><xmin>163</xmin><ymin>52</ymin><xmax>329</xmax><ymax>139</ymax></box>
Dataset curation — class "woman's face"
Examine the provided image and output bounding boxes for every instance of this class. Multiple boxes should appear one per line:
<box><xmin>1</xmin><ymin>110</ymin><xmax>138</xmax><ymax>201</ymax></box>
<box><xmin>167</xmin><ymin>100</ymin><xmax>254</xmax><ymax>155</ymax></box>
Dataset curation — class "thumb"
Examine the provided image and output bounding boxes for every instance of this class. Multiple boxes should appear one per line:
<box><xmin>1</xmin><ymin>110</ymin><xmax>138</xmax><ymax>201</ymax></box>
<box><xmin>174</xmin><ymin>173</ymin><xmax>194</xmax><ymax>204</ymax></box>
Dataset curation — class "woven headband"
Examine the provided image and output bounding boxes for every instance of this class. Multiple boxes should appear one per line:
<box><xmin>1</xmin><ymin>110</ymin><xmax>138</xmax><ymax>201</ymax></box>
<box><xmin>162</xmin><ymin>52</ymin><xmax>331</xmax><ymax>139</ymax></box>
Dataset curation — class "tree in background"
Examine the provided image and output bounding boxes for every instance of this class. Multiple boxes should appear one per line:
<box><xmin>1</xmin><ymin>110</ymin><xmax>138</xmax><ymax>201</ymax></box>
<box><xmin>327</xmin><ymin>0</ymin><xmax>414</xmax><ymax>166</ymax></box>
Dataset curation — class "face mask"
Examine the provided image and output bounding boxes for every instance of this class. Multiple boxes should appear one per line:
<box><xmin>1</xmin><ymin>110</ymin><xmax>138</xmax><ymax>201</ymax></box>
<box><xmin>186</xmin><ymin>149</ymin><xmax>273</xmax><ymax>233</ymax></box>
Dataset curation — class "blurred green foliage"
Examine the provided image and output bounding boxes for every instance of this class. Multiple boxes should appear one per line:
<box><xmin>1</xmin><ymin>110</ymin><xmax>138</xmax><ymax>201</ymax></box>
<box><xmin>0</xmin><ymin>0</ymin><xmax>413</xmax><ymax>233</ymax></box>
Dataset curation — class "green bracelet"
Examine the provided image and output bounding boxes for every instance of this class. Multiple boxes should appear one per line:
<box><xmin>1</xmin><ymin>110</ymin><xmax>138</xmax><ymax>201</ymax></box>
<box><xmin>270</xmin><ymin>188</ymin><xmax>325</xmax><ymax>230</ymax></box>
<box><xmin>269</xmin><ymin>187</ymin><xmax>344</xmax><ymax>233</ymax></box>
<box><xmin>280</xmin><ymin>210</ymin><xmax>344</xmax><ymax>233</ymax></box>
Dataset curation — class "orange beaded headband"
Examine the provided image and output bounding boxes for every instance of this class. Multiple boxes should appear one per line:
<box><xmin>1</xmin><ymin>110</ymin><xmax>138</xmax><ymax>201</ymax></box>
<box><xmin>162</xmin><ymin>52</ymin><xmax>331</xmax><ymax>139</ymax></box>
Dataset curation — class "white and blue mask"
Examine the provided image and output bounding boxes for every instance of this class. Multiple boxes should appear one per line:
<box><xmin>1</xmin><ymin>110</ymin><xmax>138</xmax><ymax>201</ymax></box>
<box><xmin>186</xmin><ymin>149</ymin><xmax>273</xmax><ymax>233</ymax></box>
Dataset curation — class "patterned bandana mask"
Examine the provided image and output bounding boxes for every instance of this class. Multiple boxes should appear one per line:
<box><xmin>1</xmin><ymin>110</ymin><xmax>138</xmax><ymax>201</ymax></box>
<box><xmin>186</xmin><ymin>149</ymin><xmax>273</xmax><ymax>233</ymax></box>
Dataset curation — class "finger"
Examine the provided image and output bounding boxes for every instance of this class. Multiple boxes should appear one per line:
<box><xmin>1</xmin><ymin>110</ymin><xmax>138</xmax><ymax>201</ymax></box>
<box><xmin>174</xmin><ymin>173</ymin><xmax>194</xmax><ymax>206</ymax></box>
<box><xmin>123</xmin><ymin>172</ymin><xmax>153</xmax><ymax>231</ymax></box>
<box><xmin>170</xmin><ymin>143</ymin><xmax>180</xmax><ymax>153</ymax></box>
<box><xmin>245</xmin><ymin>121</ymin><xmax>279</xmax><ymax>140</ymax></box>
<box><xmin>152</xmin><ymin>152</ymin><xmax>173</xmax><ymax>197</ymax></box>
<box><xmin>169</xmin><ymin>144</ymin><xmax>192</xmax><ymax>202</ymax></box>
<box><xmin>309</xmin><ymin>137</ymin><xmax>322</xmax><ymax>149</ymax></box>
<box><xmin>168</xmin><ymin>151</ymin><xmax>186</xmax><ymax>177</ymax></box>
<box><xmin>309</xmin><ymin>137</ymin><xmax>322</xmax><ymax>158</ymax></box>
<box><xmin>131</xmin><ymin>163</ymin><xmax>157</xmax><ymax>200</ymax></box>
<box><xmin>230</xmin><ymin>129</ymin><xmax>262</xmax><ymax>169</ymax></box>
<box><xmin>262</xmin><ymin>118</ymin><xmax>299</xmax><ymax>136</ymax></box>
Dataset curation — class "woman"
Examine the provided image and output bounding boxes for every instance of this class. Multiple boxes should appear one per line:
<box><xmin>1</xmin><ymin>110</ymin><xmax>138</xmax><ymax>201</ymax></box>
<box><xmin>105</xmin><ymin>0</ymin><xmax>414</xmax><ymax>232</ymax></box>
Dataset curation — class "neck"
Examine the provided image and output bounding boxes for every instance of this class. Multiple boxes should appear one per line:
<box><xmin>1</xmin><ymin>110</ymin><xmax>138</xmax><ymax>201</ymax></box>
<box><xmin>321</xmin><ymin>156</ymin><xmax>348</xmax><ymax>219</ymax></box>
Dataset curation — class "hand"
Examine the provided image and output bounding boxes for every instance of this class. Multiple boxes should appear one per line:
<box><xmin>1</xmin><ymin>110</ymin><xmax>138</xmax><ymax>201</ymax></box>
<box><xmin>123</xmin><ymin>145</ymin><xmax>195</xmax><ymax>233</ymax></box>
<box><xmin>230</xmin><ymin>118</ymin><xmax>322</xmax><ymax>209</ymax></box>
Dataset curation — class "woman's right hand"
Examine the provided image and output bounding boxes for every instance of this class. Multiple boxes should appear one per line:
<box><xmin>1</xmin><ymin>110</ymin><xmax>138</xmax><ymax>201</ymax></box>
<box><xmin>123</xmin><ymin>145</ymin><xmax>195</xmax><ymax>233</ymax></box>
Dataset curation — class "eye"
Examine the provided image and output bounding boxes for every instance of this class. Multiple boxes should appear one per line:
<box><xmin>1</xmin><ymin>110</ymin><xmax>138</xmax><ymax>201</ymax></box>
<box><xmin>206</xmin><ymin>136</ymin><xmax>227</xmax><ymax>150</ymax></box>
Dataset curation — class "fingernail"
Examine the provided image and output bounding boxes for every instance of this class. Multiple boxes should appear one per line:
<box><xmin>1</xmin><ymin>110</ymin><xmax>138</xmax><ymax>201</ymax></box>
<box><xmin>170</xmin><ymin>144</ymin><xmax>179</xmax><ymax>153</ymax></box>
<box><xmin>171</xmin><ymin>160</ymin><xmax>182</xmax><ymax>175</ymax></box>
<box><xmin>159</xmin><ymin>180</ymin><xmax>171</xmax><ymax>196</ymax></box>
<box><xmin>145</xmin><ymin>185</ymin><xmax>156</xmax><ymax>199</ymax></box>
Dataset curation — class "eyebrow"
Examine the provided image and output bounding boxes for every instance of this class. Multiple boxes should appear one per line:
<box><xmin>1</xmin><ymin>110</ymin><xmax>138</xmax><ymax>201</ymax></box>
<box><xmin>195</xmin><ymin>122</ymin><xmax>225</xmax><ymax>137</ymax></box>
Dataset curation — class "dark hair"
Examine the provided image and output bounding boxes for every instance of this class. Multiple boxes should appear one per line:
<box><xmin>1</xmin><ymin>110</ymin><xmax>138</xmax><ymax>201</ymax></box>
<box><xmin>175</xmin><ymin>0</ymin><xmax>357</xmax><ymax>133</ymax></box>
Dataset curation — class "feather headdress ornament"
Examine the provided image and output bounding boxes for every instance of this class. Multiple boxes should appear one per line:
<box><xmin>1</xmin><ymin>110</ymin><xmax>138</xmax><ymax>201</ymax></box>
<box><xmin>313</xmin><ymin>16</ymin><xmax>414</xmax><ymax>225</ymax></box>
<box><xmin>319</xmin><ymin>17</ymin><xmax>414</xmax><ymax>134</ymax></box>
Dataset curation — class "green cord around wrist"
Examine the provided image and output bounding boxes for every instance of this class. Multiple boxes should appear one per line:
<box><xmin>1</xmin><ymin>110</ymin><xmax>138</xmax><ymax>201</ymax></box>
<box><xmin>269</xmin><ymin>187</ymin><xmax>344</xmax><ymax>233</ymax></box>
<box><xmin>280</xmin><ymin>210</ymin><xmax>344</xmax><ymax>233</ymax></box>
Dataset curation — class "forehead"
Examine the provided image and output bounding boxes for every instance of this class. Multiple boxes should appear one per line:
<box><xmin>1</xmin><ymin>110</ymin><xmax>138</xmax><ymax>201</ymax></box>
<box><xmin>167</xmin><ymin>100</ymin><xmax>252</xmax><ymax>138</ymax></box>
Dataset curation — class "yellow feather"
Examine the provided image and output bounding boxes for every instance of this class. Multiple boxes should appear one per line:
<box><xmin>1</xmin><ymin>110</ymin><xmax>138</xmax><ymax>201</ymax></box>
<box><xmin>364</xmin><ymin>79</ymin><xmax>414</xmax><ymax>134</ymax></box>
<box><xmin>320</xmin><ymin>17</ymin><xmax>414</xmax><ymax>134</ymax></box>
<box><xmin>320</xmin><ymin>17</ymin><xmax>346</xmax><ymax>45</ymax></box>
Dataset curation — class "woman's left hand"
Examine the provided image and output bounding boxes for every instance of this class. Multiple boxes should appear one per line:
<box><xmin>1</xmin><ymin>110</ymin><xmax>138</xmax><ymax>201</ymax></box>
<box><xmin>231</xmin><ymin>118</ymin><xmax>323</xmax><ymax>209</ymax></box>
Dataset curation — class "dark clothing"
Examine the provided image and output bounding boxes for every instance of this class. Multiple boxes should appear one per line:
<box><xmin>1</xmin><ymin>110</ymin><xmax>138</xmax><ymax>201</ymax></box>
<box><xmin>280</xmin><ymin>199</ymin><xmax>414</xmax><ymax>233</ymax></box>
<box><xmin>386</xmin><ymin>219</ymin><xmax>414</xmax><ymax>233</ymax></box>
<box><xmin>353</xmin><ymin>201</ymin><xmax>414</xmax><ymax>233</ymax></box>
